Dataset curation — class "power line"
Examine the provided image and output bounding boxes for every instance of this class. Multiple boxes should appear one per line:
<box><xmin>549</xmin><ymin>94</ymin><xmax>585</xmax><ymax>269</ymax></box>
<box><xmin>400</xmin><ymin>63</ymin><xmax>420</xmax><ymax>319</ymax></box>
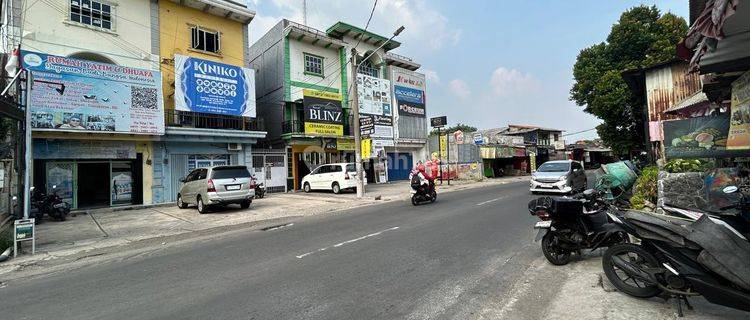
<box><xmin>562</xmin><ymin>127</ymin><xmax>598</xmax><ymax>137</ymax></box>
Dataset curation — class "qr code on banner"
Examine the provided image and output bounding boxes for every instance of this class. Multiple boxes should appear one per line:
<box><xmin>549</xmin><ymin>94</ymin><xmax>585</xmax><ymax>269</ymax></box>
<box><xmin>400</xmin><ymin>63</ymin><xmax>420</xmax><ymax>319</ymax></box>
<box><xmin>131</xmin><ymin>86</ymin><xmax>158</xmax><ymax>109</ymax></box>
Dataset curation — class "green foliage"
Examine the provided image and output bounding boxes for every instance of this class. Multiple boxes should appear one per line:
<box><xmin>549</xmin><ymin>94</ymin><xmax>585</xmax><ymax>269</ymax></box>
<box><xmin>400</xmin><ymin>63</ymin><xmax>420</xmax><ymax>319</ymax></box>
<box><xmin>570</xmin><ymin>5</ymin><xmax>688</xmax><ymax>156</ymax></box>
<box><xmin>630</xmin><ymin>166</ymin><xmax>658</xmax><ymax>210</ymax></box>
<box><xmin>429</xmin><ymin>123</ymin><xmax>477</xmax><ymax>136</ymax></box>
<box><xmin>663</xmin><ymin>158</ymin><xmax>711</xmax><ymax>173</ymax></box>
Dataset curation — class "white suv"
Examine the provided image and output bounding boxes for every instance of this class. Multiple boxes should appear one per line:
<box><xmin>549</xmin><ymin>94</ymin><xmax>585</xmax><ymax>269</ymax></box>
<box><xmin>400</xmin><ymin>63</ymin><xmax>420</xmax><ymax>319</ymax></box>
<box><xmin>301</xmin><ymin>163</ymin><xmax>366</xmax><ymax>194</ymax></box>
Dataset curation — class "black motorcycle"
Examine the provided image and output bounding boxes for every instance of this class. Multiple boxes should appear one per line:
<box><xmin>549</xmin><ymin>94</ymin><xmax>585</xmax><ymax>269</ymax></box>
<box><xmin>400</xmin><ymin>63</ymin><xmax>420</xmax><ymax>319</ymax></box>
<box><xmin>529</xmin><ymin>189</ymin><xmax>628</xmax><ymax>265</ymax></box>
<box><xmin>601</xmin><ymin>185</ymin><xmax>750</xmax><ymax>316</ymax></box>
<box><xmin>251</xmin><ymin>175</ymin><xmax>266</xmax><ymax>199</ymax></box>
<box><xmin>31</xmin><ymin>185</ymin><xmax>71</xmax><ymax>222</ymax></box>
<box><xmin>410</xmin><ymin>172</ymin><xmax>436</xmax><ymax>206</ymax></box>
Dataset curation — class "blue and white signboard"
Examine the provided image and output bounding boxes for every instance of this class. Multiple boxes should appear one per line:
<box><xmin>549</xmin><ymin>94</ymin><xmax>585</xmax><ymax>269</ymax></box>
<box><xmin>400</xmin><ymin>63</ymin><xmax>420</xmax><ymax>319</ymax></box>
<box><xmin>174</xmin><ymin>54</ymin><xmax>256</xmax><ymax>117</ymax></box>
<box><xmin>21</xmin><ymin>51</ymin><xmax>165</xmax><ymax>135</ymax></box>
<box><xmin>473</xmin><ymin>133</ymin><xmax>485</xmax><ymax>145</ymax></box>
<box><xmin>392</xmin><ymin>68</ymin><xmax>426</xmax><ymax>118</ymax></box>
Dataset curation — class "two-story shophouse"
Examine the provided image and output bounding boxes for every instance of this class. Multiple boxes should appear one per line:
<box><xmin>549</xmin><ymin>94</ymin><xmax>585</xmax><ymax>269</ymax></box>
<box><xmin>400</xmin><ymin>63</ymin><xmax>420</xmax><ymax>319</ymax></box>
<box><xmin>10</xmin><ymin>0</ymin><xmax>163</xmax><ymax>209</ymax></box>
<box><xmin>249</xmin><ymin>20</ymin><xmax>424</xmax><ymax>190</ymax></box>
<box><xmin>156</xmin><ymin>0</ymin><xmax>266</xmax><ymax>202</ymax></box>
<box><xmin>4</xmin><ymin>0</ymin><xmax>265</xmax><ymax>208</ymax></box>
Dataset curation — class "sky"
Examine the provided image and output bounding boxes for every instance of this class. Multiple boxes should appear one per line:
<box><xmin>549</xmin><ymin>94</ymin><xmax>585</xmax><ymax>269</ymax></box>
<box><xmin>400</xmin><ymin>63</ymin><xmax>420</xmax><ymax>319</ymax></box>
<box><xmin>245</xmin><ymin>0</ymin><xmax>689</xmax><ymax>141</ymax></box>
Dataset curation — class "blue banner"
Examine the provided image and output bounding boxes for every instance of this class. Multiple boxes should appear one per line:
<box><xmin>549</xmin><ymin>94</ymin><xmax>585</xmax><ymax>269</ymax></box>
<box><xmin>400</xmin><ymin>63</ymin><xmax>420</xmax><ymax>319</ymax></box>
<box><xmin>394</xmin><ymin>85</ymin><xmax>424</xmax><ymax>105</ymax></box>
<box><xmin>174</xmin><ymin>54</ymin><xmax>256</xmax><ymax>117</ymax></box>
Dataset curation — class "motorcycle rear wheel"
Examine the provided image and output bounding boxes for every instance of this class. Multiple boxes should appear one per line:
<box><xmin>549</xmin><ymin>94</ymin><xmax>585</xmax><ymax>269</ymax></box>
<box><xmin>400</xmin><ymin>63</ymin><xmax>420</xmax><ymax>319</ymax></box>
<box><xmin>602</xmin><ymin>243</ymin><xmax>662</xmax><ymax>298</ymax></box>
<box><xmin>430</xmin><ymin>190</ymin><xmax>437</xmax><ymax>203</ymax></box>
<box><xmin>411</xmin><ymin>195</ymin><xmax>419</xmax><ymax>206</ymax></box>
<box><xmin>541</xmin><ymin>233</ymin><xmax>572</xmax><ymax>265</ymax></box>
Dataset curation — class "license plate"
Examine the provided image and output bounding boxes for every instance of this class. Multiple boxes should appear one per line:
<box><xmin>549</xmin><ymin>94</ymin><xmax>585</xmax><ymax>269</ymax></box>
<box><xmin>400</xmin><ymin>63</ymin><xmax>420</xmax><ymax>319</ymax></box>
<box><xmin>225</xmin><ymin>185</ymin><xmax>241</xmax><ymax>191</ymax></box>
<box><xmin>534</xmin><ymin>221</ymin><xmax>551</xmax><ymax>228</ymax></box>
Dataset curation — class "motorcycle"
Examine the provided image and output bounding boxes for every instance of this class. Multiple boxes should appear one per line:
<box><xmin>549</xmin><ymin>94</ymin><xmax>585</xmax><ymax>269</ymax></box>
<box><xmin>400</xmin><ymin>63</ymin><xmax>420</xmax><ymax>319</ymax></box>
<box><xmin>410</xmin><ymin>171</ymin><xmax>436</xmax><ymax>206</ymax></box>
<box><xmin>251</xmin><ymin>175</ymin><xmax>266</xmax><ymax>199</ymax></box>
<box><xmin>529</xmin><ymin>189</ymin><xmax>628</xmax><ymax>265</ymax></box>
<box><xmin>601</xmin><ymin>185</ymin><xmax>750</xmax><ymax>316</ymax></box>
<box><xmin>31</xmin><ymin>185</ymin><xmax>71</xmax><ymax>222</ymax></box>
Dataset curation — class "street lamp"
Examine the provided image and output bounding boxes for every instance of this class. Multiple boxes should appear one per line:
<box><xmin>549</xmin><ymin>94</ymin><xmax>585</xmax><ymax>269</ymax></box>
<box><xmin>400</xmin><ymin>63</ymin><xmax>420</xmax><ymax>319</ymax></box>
<box><xmin>351</xmin><ymin>25</ymin><xmax>404</xmax><ymax>199</ymax></box>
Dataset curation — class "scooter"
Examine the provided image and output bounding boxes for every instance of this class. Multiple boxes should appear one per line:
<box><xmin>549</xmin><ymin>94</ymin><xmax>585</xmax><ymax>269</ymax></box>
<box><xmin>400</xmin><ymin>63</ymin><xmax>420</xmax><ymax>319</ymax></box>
<box><xmin>409</xmin><ymin>171</ymin><xmax>436</xmax><ymax>206</ymax></box>
<box><xmin>31</xmin><ymin>185</ymin><xmax>71</xmax><ymax>222</ymax></box>
<box><xmin>251</xmin><ymin>175</ymin><xmax>266</xmax><ymax>199</ymax></box>
<box><xmin>529</xmin><ymin>189</ymin><xmax>628</xmax><ymax>265</ymax></box>
<box><xmin>601</xmin><ymin>185</ymin><xmax>750</xmax><ymax>316</ymax></box>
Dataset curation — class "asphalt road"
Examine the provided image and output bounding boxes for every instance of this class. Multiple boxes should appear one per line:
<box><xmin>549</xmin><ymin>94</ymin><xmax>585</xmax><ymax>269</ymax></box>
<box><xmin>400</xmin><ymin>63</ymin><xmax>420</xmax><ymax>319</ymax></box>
<box><xmin>1</xmin><ymin>181</ymin><xmax>544</xmax><ymax>320</ymax></box>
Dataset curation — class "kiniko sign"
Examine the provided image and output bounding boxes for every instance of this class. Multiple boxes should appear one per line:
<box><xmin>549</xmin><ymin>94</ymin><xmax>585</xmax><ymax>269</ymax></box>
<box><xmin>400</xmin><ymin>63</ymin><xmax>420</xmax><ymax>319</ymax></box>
<box><xmin>21</xmin><ymin>50</ymin><xmax>165</xmax><ymax>135</ymax></box>
<box><xmin>303</xmin><ymin>89</ymin><xmax>343</xmax><ymax>136</ymax></box>
<box><xmin>174</xmin><ymin>54</ymin><xmax>256</xmax><ymax>117</ymax></box>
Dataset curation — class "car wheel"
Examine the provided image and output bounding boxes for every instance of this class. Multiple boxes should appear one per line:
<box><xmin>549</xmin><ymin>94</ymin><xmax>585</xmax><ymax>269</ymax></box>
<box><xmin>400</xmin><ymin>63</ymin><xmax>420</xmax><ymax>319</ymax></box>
<box><xmin>303</xmin><ymin>183</ymin><xmax>311</xmax><ymax>193</ymax></box>
<box><xmin>197</xmin><ymin>197</ymin><xmax>208</xmax><ymax>214</ymax></box>
<box><xmin>240</xmin><ymin>200</ymin><xmax>251</xmax><ymax>209</ymax></box>
<box><xmin>332</xmin><ymin>182</ymin><xmax>341</xmax><ymax>194</ymax></box>
<box><xmin>177</xmin><ymin>194</ymin><xmax>188</xmax><ymax>209</ymax></box>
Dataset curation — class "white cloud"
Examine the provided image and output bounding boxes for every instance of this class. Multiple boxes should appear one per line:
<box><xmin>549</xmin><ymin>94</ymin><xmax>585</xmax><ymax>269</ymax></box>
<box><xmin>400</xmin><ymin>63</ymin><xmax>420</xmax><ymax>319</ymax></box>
<box><xmin>248</xmin><ymin>0</ymin><xmax>461</xmax><ymax>52</ymax></box>
<box><xmin>423</xmin><ymin>69</ymin><xmax>440</xmax><ymax>84</ymax></box>
<box><xmin>489</xmin><ymin>67</ymin><xmax>537</xmax><ymax>97</ymax></box>
<box><xmin>449</xmin><ymin>79</ymin><xmax>470</xmax><ymax>99</ymax></box>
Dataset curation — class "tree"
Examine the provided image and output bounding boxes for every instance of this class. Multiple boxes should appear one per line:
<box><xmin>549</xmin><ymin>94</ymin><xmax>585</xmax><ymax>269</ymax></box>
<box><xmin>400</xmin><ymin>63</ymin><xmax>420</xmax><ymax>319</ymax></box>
<box><xmin>570</xmin><ymin>6</ymin><xmax>687</xmax><ymax>156</ymax></box>
<box><xmin>429</xmin><ymin>123</ymin><xmax>477</xmax><ymax>136</ymax></box>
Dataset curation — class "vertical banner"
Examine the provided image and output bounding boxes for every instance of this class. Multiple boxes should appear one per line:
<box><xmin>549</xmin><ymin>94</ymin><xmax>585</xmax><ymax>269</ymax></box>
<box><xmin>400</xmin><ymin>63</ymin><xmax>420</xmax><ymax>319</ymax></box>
<box><xmin>361</xmin><ymin>138</ymin><xmax>372</xmax><ymax>159</ymax></box>
<box><xmin>728</xmin><ymin>71</ymin><xmax>750</xmax><ymax>150</ymax></box>
<box><xmin>356</xmin><ymin>74</ymin><xmax>393</xmax><ymax>141</ymax></box>
<box><xmin>302</xmin><ymin>89</ymin><xmax>344</xmax><ymax>136</ymax></box>
<box><xmin>439</xmin><ymin>135</ymin><xmax>447</xmax><ymax>158</ymax></box>
<box><xmin>174</xmin><ymin>54</ymin><xmax>256</xmax><ymax>117</ymax></box>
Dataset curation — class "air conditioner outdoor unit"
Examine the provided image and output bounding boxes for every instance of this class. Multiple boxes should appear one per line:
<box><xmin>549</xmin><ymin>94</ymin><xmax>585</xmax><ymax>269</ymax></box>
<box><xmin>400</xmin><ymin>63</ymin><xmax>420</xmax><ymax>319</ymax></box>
<box><xmin>227</xmin><ymin>143</ymin><xmax>243</xmax><ymax>151</ymax></box>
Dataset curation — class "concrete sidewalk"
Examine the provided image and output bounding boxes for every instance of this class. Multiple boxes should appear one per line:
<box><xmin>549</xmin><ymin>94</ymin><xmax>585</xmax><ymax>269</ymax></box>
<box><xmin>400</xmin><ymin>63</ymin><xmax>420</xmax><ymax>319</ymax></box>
<box><xmin>0</xmin><ymin>176</ymin><xmax>528</xmax><ymax>277</ymax></box>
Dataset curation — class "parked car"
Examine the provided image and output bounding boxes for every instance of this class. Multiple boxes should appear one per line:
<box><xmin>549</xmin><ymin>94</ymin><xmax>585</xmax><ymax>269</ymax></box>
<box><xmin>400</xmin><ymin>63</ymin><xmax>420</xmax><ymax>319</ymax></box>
<box><xmin>177</xmin><ymin>165</ymin><xmax>255</xmax><ymax>214</ymax></box>
<box><xmin>530</xmin><ymin>160</ymin><xmax>587</xmax><ymax>194</ymax></box>
<box><xmin>301</xmin><ymin>163</ymin><xmax>366</xmax><ymax>194</ymax></box>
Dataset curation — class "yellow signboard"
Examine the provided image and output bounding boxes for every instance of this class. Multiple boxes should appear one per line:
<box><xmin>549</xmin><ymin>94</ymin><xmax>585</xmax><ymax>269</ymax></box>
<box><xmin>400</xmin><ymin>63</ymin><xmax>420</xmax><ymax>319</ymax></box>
<box><xmin>529</xmin><ymin>152</ymin><xmax>537</xmax><ymax>172</ymax></box>
<box><xmin>728</xmin><ymin>71</ymin><xmax>750</xmax><ymax>150</ymax></box>
<box><xmin>304</xmin><ymin>122</ymin><xmax>343</xmax><ymax>136</ymax></box>
<box><xmin>361</xmin><ymin>138</ymin><xmax>372</xmax><ymax>159</ymax></box>
<box><xmin>439</xmin><ymin>135</ymin><xmax>447</xmax><ymax>158</ymax></box>
<box><xmin>303</xmin><ymin>89</ymin><xmax>341</xmax><ymax>101</ymax></box>
<box><xmin>337</xmin><ymin>139</ymin><xmax>355</xmax><ymax>151</ymax></box>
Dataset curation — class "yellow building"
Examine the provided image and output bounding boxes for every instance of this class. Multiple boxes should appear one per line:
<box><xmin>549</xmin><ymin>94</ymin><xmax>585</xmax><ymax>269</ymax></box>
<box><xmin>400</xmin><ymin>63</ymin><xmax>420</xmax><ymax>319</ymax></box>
<box><xmin>154</xmin><ymin>0</ymin><xmax>266</xmax><ymax>204</ymax></box>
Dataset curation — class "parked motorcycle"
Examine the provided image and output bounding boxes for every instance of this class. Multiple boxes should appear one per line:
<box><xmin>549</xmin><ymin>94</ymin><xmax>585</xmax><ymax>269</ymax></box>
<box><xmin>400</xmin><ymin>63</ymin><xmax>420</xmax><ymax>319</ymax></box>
<box><xmin>601</xmin><ymin>185</ymin><xmax>750</xmax><ymax>316</ymax></box>
<box><xmin>409</xmin><ymin>171</ymin><xmax>436</xmax><ymax>206</ymax></box>
<box><xmin>528</xmin><ymin>189</ymin><xmax>628</xmax><ymax>265</ymax></box>
<box><xmin>251</xmin><ymin>175</ymin><xmax>266</xmax><ymax>199</ymax></box>
<box><xmin>31</xmin><ymin>185</ymin><xmax>71</xmax><ymax>222</ymax></box>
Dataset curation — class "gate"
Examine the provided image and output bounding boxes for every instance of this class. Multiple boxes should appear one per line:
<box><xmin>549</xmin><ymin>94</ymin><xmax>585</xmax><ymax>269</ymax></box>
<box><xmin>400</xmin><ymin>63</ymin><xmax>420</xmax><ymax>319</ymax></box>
<box><xmin>387</xmin><ymin>152</ymin><xmax>413</xmax><ymax>181</ymax></box>
<box><xmin>252</xmin><ymin>151</ymin><xmax>287</xmax><ymax>193</ymax></box>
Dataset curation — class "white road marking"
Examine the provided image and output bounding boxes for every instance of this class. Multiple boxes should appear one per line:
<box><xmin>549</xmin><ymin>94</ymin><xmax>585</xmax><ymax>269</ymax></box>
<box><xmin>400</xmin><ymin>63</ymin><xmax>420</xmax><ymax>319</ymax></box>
<box><xmin>476</xmin><ymin>197</ymin><xmax>506</xmax><ymax>206</ymax></box>
<box><xmin>295</xmin><ymin>226</ymin><xmax>399</xmax><ymax>259</ymax></box>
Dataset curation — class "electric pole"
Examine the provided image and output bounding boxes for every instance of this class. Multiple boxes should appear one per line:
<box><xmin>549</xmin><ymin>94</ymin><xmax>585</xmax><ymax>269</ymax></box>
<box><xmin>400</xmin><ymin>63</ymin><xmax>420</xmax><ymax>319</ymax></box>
<box><xmin>350</xmin><ymin>48</ymin><xmax>365</xmax><ymax>198</ymax></box>
<box><xmin>302</xmin><ymin>0</ymin><xmax>307</xmax><ymax>25</ymax></box>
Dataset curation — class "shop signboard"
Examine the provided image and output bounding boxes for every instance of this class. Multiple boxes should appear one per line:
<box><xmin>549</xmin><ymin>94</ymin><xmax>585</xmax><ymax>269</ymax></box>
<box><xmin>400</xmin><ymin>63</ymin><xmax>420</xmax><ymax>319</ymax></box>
<box><xmin>303</xmin><ymin>89</ymin><xmax>344</xmax><ymax>136</ymax></box>
<box><xmin>728</xmin><ymin>71</ymin><xmax>750</xmax><ymax>150</ymax></box>
<box><xmin>357</xmin><ymin>74</ymin><xmax>392</xmax><ymax>116</ymax></box>
<box><xmin>473</xmin><ymin>133</ymin><xmax>485</xmax><ymax>145</ymax></box>
<box><xmin>480</xmin><ymin>147</ymin><xmax>496</xmax><ymax>159</ymax></box>
<box><xmin>392</xmin><ymin>68</ymin><xmax>426</xmax><ymax>117</ymax></box>
<box><xmin>495</xmin><ymin>135</ymin><xmax>524</xmax><ymax>146</ymax></box>
<box><xmin>361</xmin><ymin>138</ymin><xmax>372</xmax><ymax>159</ymax></box>
<box><xmin>337</xmin><ymin>139</ymin><xmax>355</xmax><ymax>151</ymax></box>
<box><xmin>431</xmin><ymin>116</ymin><xmax>447</xmax><ymax>128</ymax></box>
<box><xmin>439</xmin><ymin>135</ymin><xmax>448</xmax><ymax>158</ymax></box>
<box><xmin>454</xmin><ymin>130</ymin><xmax>465</xmax><ymax>144</ymax></box>
<box><xmin>359</xmin><ymin>116</ymin><xmax>375</xmax><ymax>136</ymax></box>
<box><xmin>21</xmin><ymin>50</ymin><xmax>164</xmax><ymax>134</ymax></box>
<box><xmin>663</xmin><ymin>114</ymin><xmax>739</xmax><ymax>158</ymax></box>
<box><xmin>360</xmin><ymin>115</ymin><xmax>393</xmax><ymax>138</ymax></box>
<box><xmin>174</xmin><ymin>54</ymin><xmax>255</xmax><ymax>117</ymax></box>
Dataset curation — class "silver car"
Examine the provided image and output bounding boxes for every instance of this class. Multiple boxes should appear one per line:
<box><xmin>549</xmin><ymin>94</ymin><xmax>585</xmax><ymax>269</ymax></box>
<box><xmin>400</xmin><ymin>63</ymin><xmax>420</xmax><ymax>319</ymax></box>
<box><xmin>177</xmin><ymin>165</ymin><xmax>256</xmax><ymax>214</ymax></box>
<box><xmin>530</xmin><ymin>160</ymin><xmax>587</xmax><ymax>194</ymax></box>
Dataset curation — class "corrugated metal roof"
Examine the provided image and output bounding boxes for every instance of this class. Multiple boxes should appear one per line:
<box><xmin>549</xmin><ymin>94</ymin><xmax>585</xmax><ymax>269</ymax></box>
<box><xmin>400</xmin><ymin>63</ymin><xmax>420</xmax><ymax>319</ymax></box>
<box><xmin>665</xmin><ymin>91</ymin><xmax>710</xmax><ymax>114</ymax></box>
<box><xmin>644</xmin><ymin>62</ymin><xmax>701</xmax><ymax>122</ymax></box>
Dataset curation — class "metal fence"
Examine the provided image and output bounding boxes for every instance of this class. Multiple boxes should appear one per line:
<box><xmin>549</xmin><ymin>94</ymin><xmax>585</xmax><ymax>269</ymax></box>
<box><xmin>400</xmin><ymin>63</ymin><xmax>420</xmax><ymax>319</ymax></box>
<box><xmin>164</xmin><ymin>110</ymin><xmax>262</xmax><ymax>131</ymax></box>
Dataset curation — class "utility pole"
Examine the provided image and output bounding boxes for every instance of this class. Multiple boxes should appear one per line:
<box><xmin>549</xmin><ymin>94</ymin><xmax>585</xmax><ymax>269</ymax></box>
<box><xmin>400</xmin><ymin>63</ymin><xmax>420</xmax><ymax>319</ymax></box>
<box><xmin>350</xmin><ymin>48</ymin><xmax>365</xmax><ymax>198</ymax></box>
<box><xmin>302</xmin><ymin>0</ymin><xmax>307</xmax><ymax>25</ymax></box>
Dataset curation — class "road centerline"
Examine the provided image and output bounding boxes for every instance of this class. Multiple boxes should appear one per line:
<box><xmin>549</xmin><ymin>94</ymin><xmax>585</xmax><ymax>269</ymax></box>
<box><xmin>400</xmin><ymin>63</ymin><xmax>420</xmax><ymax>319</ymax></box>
<box><xmin>295</xmin><ymin>226</ymin><xmax>400</xmax><ymax>259</ymax></box>
<box><xmin>476</xmin><ymin>196</ymin><xmax>507</xmax><ymax>206</ymax></box>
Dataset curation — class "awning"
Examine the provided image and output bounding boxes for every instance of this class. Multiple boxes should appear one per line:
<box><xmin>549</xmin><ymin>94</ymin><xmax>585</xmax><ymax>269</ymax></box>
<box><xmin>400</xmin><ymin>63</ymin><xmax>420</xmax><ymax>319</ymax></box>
<box><xmin>665</xmin><ymin>91</ymin><xmax>711</xmax><ymax>114</ymax></box>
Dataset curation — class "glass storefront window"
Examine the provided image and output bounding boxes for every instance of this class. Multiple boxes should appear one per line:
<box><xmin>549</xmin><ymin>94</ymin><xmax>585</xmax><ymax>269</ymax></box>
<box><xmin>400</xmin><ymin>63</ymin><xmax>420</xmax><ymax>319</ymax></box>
<box><xmin>111</xmin><ymin>162</ymin><xmax>133</xmax><ymax>206</ymax></box>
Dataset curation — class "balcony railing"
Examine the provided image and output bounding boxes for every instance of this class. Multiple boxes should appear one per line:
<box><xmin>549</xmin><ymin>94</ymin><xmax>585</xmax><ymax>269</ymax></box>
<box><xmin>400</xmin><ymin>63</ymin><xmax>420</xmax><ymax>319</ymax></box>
<box><xmin>165</xmin><ymin>110</ymin><xmax>262</xmax><ymax>131</ymax></box>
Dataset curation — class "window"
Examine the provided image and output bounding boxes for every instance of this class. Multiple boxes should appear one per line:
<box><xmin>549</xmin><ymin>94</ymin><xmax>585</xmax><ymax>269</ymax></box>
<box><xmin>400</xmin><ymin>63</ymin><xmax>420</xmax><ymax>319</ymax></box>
<box><xmin>191</xmin><ymin>26</ymin><xmax>221</xmax><ymax>53</ymax></box>
<box><xmin>211</xmin><ymin>166</ymin><xmax>251</xmax><ymax>179</ymax></box>
<box><xmin>358</xmin><ymin>60</ymin><xmax>379</xmax><ymax>78</ymax></box>
<box><xmin>554</xmin><ymin>133</ymin><xmax>559</xmax><ymax>141</ymax></box>
<box><xmin>70</xmin><ymin>0</ymin><xmax>112</xmax><ymax>30</ymax></box>
<box><xmin>188</xmin><ymin>154</ymin><xmax>229</xmax><ymax>172</ymax></box>
<box><xmin>330</xmin><ymin>165</ymin><xmax>342</xmax><ymax>173</ymax></box>
<box><xmin>304</xmin><ymin>53</ymin><xmax>324</xmax><ymax>77</ymax></box>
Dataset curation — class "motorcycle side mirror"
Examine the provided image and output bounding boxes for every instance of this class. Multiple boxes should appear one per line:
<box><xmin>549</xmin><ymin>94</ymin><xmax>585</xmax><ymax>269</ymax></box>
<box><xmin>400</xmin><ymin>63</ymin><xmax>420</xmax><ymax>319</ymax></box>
<box><xmin>30</xmin><ymin>186</ymin><xmax>35</xmax><ymax>192</ymax></box>
<box><xmin>723</xmin><ymin>186</ymin><xmax>739</xmax><ymax>194</ymax></box>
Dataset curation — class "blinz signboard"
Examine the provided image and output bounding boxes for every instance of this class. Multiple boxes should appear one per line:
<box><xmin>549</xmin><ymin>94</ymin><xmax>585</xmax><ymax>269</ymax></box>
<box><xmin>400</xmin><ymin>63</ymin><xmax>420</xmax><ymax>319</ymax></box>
<box><xmin>303</xmin><ymin>89</ymin><xmax>343</xmax><ymax>136</ymax></box>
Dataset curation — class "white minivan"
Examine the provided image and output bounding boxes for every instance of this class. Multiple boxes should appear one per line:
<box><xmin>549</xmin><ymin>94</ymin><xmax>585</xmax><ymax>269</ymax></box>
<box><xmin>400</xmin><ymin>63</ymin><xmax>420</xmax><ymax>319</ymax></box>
<box><xmin>301</xmin><ymin>163</ymin><xmax>367</xmax><ymax>194</ymax></box>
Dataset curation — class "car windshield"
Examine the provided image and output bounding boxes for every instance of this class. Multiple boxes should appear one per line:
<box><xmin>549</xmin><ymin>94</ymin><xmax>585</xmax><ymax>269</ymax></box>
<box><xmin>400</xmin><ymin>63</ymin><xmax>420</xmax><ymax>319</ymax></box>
<box><xmin>211</xmin><ymin>166</ymin><xmax>251</xmax><ymax>179</ymax></box>
<box><xmin>537</xmin><ymin>163</ymin><xmax>570</xmax><ymax>172</ymax></box>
